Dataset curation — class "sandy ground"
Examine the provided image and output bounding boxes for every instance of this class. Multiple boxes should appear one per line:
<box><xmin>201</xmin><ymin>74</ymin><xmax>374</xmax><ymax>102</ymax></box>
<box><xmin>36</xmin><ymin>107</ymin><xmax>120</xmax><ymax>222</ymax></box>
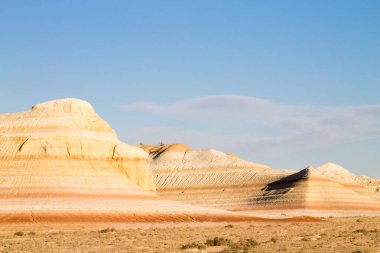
<box><xmin>0</xmin><ymin>217</ymin><xmax>379</xmax><ymax>253</ymax></box>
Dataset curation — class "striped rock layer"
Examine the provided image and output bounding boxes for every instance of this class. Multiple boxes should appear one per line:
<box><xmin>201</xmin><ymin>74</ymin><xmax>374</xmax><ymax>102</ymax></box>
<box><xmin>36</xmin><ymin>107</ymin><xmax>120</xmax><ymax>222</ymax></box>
<box><xmin>146</xmin><ymin>145</ymin><xmax>380</xmax><ymax>216</ymax></box>
<box><xmin>141</xmin><ymin>144</ymin><xmax>285</xmax><ymax>211</ymax></box>
<box><xmin>0</xmin><ymin>99</ymin><xmax>255</xmax><ymax>226</ymax></box>
<box><xmin>252</xmin><ymin>166</ymin><xmax>380</xmax><ymax>216</ymax></box>
<box><xmin>317</xmin><ymin>162</ymin><xmax>380</xmax><ymax>201</ymax></box>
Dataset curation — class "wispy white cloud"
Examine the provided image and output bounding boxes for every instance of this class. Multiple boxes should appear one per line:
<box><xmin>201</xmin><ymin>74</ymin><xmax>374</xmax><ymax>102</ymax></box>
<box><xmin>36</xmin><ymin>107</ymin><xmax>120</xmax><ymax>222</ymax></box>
<box><xmin>122</xmin><ymin>95</ymin><xmax>307</xmax><ymax>127</ymax></box>
<box><xmin>119</xmin><ymin>95</ymin><xmax>380</xmax><ymax>162</ymax></box>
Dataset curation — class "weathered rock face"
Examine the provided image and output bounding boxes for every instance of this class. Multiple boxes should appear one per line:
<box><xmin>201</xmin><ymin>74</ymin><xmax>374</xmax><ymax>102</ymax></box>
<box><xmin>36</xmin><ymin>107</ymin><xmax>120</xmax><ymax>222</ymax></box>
<box><xmin>0</xmin><ymin>99</ymin><xmax>256</xmax><ymax>225</ymax></box>
<box><xmin>0</xmin><ymin>98</ymin><xmax>155</xmax><ymax>191</ymax></box>
<box><xmin>141</xmin><ymin>144</ymin><xmax>286</xmax><ymax>211</ymax></box>
<box><xmin>146</xmin><ymin>144</ymin><xmax>380</xmax><ymax>217</ymax></box>
<box><xmin>354</xmin><ymin>176</ymin><xmax>380</xmax><ymax>198</ymax></box>
<box><xmin>251</xmin><ymin>166</ymin><xmax>380</xmax><ymax>216</ymax></box>
<box><xmin>143</xmin><ymin>144</ymin><xmax>269</xmax><ymax>172</ymax></box>
<box><xmin>317</xmin><ymin>162</ymin><xmax>380</xmax><ymax>200</ymax></box>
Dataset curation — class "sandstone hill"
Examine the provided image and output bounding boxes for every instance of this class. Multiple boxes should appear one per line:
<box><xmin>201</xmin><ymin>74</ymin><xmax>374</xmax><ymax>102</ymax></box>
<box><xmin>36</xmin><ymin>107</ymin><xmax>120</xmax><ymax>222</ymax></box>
<box><xmin>145</xmin><ymin>144</ymin><xmax>380</xmax><ymax>217</ymax></box>
<box><xmin>251</xmin><ymin>166</ymin><xmax>380</xmax><ymax>216</ymax></box>
<box><xmin>0</xmin><ymin>99</ymin><xmax>258</xmax><ymax>227</ymax></box>
<box><xmin>140</xmin><ymin>143</ymin><xmax>269</xmax><ymax>172</ymax></box>
<box><xmin>141</xmin><ymin>144</ymin><xmax>289</xmax><ymax>211</ymax></box>
<box><xmin>317</xmin><ymin>162</ymin><xmax>380</xmax><ymax>200</ymax></box>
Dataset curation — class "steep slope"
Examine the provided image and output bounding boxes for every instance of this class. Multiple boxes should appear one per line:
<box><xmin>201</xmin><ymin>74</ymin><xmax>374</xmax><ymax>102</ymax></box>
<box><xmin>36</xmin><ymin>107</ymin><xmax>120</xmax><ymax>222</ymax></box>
<box><xmin>0</xmin><ymin>99</ymin><xmax>258</xmax><ymax>227</ymax></box>
<box><xmin>251</xmin><ymin>166</ymin><xmax>380</xmax><ymax>216</ymax></box>
<box><xmin>142</xmin><ymin>144</ymin><xmax>288</xmax><ymax>211</ymax></box>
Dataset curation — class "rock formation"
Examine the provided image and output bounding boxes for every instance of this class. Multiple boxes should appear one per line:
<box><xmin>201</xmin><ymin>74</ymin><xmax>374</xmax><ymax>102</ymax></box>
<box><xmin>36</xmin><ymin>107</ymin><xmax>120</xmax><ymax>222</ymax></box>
<box><xmin>251</xmin><ymin>166</ymin><xmax>380</xmax><ymax>216</ymax></box>
<box><xmin>146</xmin><ymin>144</ymin><xmax>380</xmax><ymax>217</ymax></box>
<box><xmin>317</xmin><ymin>162</ymin><xmax>380</xmax><ymax>200</ymax></box>
<box><xmin>0</xmin><ymin>98</ymin><xmax>155</xmax><ymax>190</ymax></box>
<box><xmin>0</xmin><ymin>99</ymin><xmax>257</xmax><ymax>226</ymax></box>
<box><xmin>1</xmin><ymin>99</ymin><xmax>378</xmax><ymax>225</ymax></box>
<box><xmin>354</xmin><ymin>175</ymin><xmax>380</xmax><ymax>198</ymax></box>
<box><xmin>142</xmin><ymin>144</ymin><xmax>287</xmax><ymax>211</ymax></box>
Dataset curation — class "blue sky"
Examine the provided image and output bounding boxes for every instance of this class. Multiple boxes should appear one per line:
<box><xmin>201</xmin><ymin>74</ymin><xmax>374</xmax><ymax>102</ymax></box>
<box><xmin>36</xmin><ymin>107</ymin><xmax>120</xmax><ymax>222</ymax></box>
<box><xmin>1</xmin><ymin>1</ymin><xmax>379</xmax><ymax>177</ymax></box>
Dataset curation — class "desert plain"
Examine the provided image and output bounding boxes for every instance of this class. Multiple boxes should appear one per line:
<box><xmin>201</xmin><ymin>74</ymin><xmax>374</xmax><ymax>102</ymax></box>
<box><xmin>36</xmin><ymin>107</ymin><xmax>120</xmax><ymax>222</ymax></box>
<box><xmin>0</xmin><ymin>217</ymin><xmax>379</xmax><ymax>253</ymax></box>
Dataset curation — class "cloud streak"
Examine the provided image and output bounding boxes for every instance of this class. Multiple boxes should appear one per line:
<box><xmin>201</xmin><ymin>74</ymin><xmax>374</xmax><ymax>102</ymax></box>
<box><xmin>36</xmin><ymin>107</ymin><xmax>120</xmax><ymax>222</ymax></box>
<box><xmin>120</xmin><ymin>95</ymin><xmax>380</xmax><ymax>160</ymax></box>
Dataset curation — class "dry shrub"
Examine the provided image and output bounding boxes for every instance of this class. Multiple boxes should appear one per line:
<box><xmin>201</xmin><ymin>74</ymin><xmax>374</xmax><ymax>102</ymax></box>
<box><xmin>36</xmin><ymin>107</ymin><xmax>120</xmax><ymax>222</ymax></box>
<box><xmin>222</xmin><ymin>239</ymin><xmax>259</xmax><ymax>253</ymax></box>
<box><xmin>353</xmin><ymin>229</ymin><xmax>367</xmax><ymax>234</ymax></box>
<box><xmin>181</xmin><ymin>236</ymin><xmax>258</xmax><ymax>252</ymax></box>
<box><xmin>206</xmin><ymin>237</ymin><xmax>232</xmax><ymax>246</ymax></box>
<box><xmin>99</xmin><ymin>227</ymin><xmax>116</xmax><ymax>233</ymax></box>
<box><xmin>353</xmin><ymin>228</ymin><xmax>378</xmax><ymax>234</ymax></box>
<box><xmin>181</xmin><ymin>242</ymin><xmax>206</xmax><ymax>250</ymax></box>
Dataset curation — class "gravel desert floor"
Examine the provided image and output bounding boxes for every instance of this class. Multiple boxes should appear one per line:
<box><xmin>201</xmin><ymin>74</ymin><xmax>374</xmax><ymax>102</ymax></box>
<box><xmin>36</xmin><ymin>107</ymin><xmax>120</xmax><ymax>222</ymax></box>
<box><xmin>0</xmin><ymin>217</ymin><xmax>379</xmax><ymax>253</ymax></box>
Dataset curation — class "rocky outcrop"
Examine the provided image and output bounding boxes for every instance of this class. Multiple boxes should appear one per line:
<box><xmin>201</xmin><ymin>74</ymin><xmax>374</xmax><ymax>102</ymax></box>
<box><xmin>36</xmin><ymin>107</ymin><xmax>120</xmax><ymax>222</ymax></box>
<box><xmin>251</xmin><ymin>166</ymin><xmax>380</xmax><ymax>216</ymax></box>
<box><xmin>0</xmin><ymin>98</ymin><xmax>154</xmax><ymax>190</ymax></box>
<box><xmin>142</xmin><ymin>143</ymin><xmax>270</xmax><ymax>172</ymax></box>
<box><xmin>142</xmin><ymin>144</ymin><xmax>286</xmax><ymax>211</ymax></box>
<box><xmin>354</xmin><ymin>175</ymin><xmax>380</xmax><ymax>198</ymax></box>
<box><xmin>0</xmin><ymin>99</ymin><xmax>257</xmax><ymax>226</ymax></box>
<box><xmin>317</xmin><ymin>162</ymin><xmax>380</xmax><ymax>200</ymax></box>
<box><xmin>146</xmin><ymin>144</ymin><xmax>380</xmax><ymax>217</ymax></box>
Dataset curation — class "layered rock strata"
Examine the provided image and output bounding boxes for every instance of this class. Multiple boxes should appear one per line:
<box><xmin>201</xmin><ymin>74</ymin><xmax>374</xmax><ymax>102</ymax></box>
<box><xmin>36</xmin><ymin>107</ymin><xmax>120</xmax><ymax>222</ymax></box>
<box><xmin>0</xmin><ymin>99</ymin><xmax>256</xmax><ymax>225</ymax></box>
<box><xmin>142</xmin><ymin>144</ymin><xmax>286</xmax><ymax>211</ymax></box>
<box><xmin>146</xmin><ymin>145</ymin><xmax>380</xmax><ymax>216</ymax></box>
<box><xmin>252</xmin><ymin>167</ymin><xmax>380</xmax><ymax>216</ymax></box>
<box><xmin>317</xmin><ymin>162</ymin><xmax>380</xmax><ymax>200</ymax></box>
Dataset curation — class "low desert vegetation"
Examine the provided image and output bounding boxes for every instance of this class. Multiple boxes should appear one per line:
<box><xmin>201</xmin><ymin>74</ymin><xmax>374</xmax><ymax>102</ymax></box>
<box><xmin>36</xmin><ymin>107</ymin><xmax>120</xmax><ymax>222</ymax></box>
<box><xmin>98</xmin><ymin>227</ymin><xmax>116</xmax><ymax>233</ymax></box>
<box><xmin>181</xmin><ymin>242</ymin><xmax>206</xmax><ymax>250</ymax></box>
<box><xmin>0</xmin><ymin>217</ymin><xmax>378</xmax><ymax>253</ymax></box>
<box><xmin>269</xmin><ymin>237</ymin><xmax>277</xmax><ymax>243</ymax></box>
<box><xmin>182</xmin><ymin>237</ymin><xmax>258</xmax><ymax>252</ymax></box>
<box><xmin>206</xmin><ymin>236</ymin><xmax>232</xmax><ymax>246</ymax></box>
<box><xmin>353</xmin><ymin>228</ymin><xmax>379</xmax><ymax>235</ymax></box>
